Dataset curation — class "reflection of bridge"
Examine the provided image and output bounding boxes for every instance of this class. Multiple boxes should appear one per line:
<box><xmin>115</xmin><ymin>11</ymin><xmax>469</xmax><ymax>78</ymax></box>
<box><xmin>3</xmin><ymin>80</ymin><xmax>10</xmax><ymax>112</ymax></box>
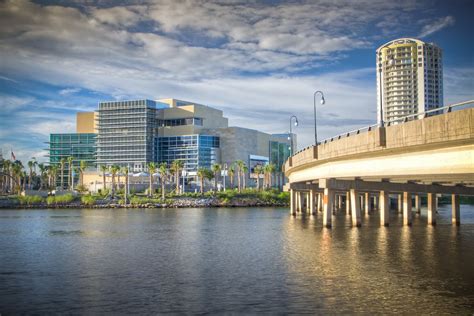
<box><xmin>284</xmin><ymin>104</ymin><xmax>474</xmax><ymax>227</ymax></box>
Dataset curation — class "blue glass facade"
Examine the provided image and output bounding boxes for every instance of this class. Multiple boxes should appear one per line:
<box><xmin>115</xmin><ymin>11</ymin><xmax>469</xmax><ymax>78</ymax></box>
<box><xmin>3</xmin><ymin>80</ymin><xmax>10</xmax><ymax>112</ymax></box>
<box><xmin>156</xmin><ymin>135</ymin><xmax>219</xmax><ymax>172</ymax></box>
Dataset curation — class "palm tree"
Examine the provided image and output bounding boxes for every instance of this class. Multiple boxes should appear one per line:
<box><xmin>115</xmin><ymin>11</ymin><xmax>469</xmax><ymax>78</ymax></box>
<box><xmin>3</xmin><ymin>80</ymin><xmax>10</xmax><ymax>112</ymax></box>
<box><xmin>158</xmin><ymin>162</ymin><xmax>168</xmax><ymax>200</ymax></box>
<box><xmin>170</xmin><ymin>160</ymin><xmax>184</xmax><ymax>194</ymax></box>
<box><xmin>2</xmin><ymin>160</ymin><xmax>11</xmax><ymax>193</ymax></box>
<box><xmin>78</xmin><ymin>160</ymin><xmax>88</xmax><ymax>187</ymax></box>
<box><xmin>67</xmin><ymin>156</ymin><xmax>74</xmax><ymax>190</ymax></box>
<box><xmin>242</xmin><ymin>165</ymin><xmax>248</xmax><ymax>190</ymax></box>
<box><xmin>109</xmin><ymin>165</ymin><xmax>120</xmax><ymax>198</ymax></box>
<box><xmin>148</xmin><ymin>162</ymin><xmax>157</xmax><ymax>197</ymax></box>
<box><xmin>59</xmin><ymin>158</ymin><xmax>66</xmax><ymax>190</ymax></box>
<box><xmin>228</xmin><ymin>164</ymin><xmax>235</xmax><ymax>190</ymax></box>
<box><xmin>211</xmin><ymin>163</ymin><xmax>221</xmax><ymax>192</ymax></box>
<box><xmin>254</xmin><ymin>165</ymin><xmax>263</xmax><ymax>191</ymax></box>
<box><xmin>264</xmin><ymin>163</ymin><xmax>276</xmax><ymax>189</ymax></box>
<box><xmin>11</xmin><ymin>161</ymin><xmax>23</xmax><ymax>195</ymax></box>
<box><xmin>100</xmin><ymin>165</ymin><xmax>108</xmax><ymax>192</ymax></box>
<box><xmin>121</xmin><ymin>166</ymin><xmax>129</xmax><ymax>205</ymax></box>
<box><xmin>235</xmin><ymin>160</ymin><xmax>245</xmax><ymax>193</ymax></box>
<box><xmin>197</xmin><ymin>167</ymin><xmax>208</xmax><ymax>194</ymax></box>
<box><xmin>38</xmin><ymin>163</ymin><xmax>46</xmax><ymax>190</ymax></box>
<box><xmin>27</xmin><ymin>159</ymin><xmax>36</xmax><ymax>189</ymax></box>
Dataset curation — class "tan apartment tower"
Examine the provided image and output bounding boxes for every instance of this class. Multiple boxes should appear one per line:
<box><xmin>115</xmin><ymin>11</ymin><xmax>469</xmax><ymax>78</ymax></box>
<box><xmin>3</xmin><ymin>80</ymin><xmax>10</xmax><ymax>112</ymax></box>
<box><xmin>376</xmin><ymin>38</ymin><xmax>443</xmax><ymax>124</ymax></box>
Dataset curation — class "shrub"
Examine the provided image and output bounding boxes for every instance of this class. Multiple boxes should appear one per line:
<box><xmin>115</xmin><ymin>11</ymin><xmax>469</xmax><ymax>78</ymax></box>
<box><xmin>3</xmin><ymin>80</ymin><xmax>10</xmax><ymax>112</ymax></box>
<box><xmin>81</xmin><ymin>195</ymin><xmax>97</xmax><ymax>206</ymax></box>
<box><xmin>47</xmin><ymin>193</ymin><xmax>75</xmax><ymax>205</ymax></box>
<box><xmin>19</xmin><ymin>195</ymin><xmax>44</xmax><ymax>205</ymax></box>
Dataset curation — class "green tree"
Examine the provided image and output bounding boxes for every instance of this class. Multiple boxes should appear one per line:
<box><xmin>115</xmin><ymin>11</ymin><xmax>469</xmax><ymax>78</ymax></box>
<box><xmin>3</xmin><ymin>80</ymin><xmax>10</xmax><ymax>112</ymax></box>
<box><xmin>38</xmin><ymin>163</ymin><xmax>47</xmax><ymax>190</ymax></box>
<box><xmin>59</xmin><ymin>158</ymin><xmax>66</xmax><ymax>190</ymax></box>
<box><xmin>121</xmin><ymin>166</ymin><xmax>129</xmax><ymax>205</ymax></box>
<box><xmin>148</xmin><ymin>162</ymin><xmax>157</xmax><ymax>197</ymax></box>
<box><xmin>235</xmin><ymin>160</ymin><xmax>246</xmax><ymax>193</ymax></box>
<box><xmin>158</xmin><ymin>162</ymin><xmax>168</xmax><ymax>200</ymax></box>
<box><xmin>109</xmin><ymin>165</ymin><xmax>120</xmax><ymax>198</ymax></box>
<box><xmin>100</xmin><ymin>165</ymin><xmax>108</xmax><ymax>192</ymax></box>
<box><xmin>27</xmin><ymin>159</ymin><xmax>37</xmax><ymax>189</ymax></box>
<box><xmin>78</xmin><ymin>160</ymin><xmax>88</xmax><ymax>187</ymax></box>
<box><xmin>3</xmin><ymin>160</ymin><xmax>11</xmax><ymax>193</ymax></box>
<box><xmin>264</xmin><ymin>163</ymin><xmax>276</xmax><ymax>189</ymax></box>
<box><xmin>242</xmin><ymin>165</ymin><xmax>248</xmax><ymax>190</ymax></box>
<box><xmin>197</xmin><ymin>167</ymin><xmax>212</xmax><ymax>194</ymax></box>
<box><xmin>67</xmin><ymin>156</ymin><xmax>74</xmax><ymax>190</ymax></box>
<box><xmin>254</xmin><ymin>165</ymin><xmax>263</xmax><ymax>191</ymax></box>
<box><xmin>211</xmin><ymin>163</ymin><xmax>221</xmax><ymax>191</ymax></box>
<box><xmin>228</xmin><ymin>164</ymin><xmax>235</xmax><ymax>190</ymax></box>
<box><xmin>11</xmin><ymin>161</ymin><xmax>23</xmax><ymax>195</ymax></box>
<box><xmin>170</xmin><ymin>160</ymin><xmax>184</xmax><ymax>194</ymax></box>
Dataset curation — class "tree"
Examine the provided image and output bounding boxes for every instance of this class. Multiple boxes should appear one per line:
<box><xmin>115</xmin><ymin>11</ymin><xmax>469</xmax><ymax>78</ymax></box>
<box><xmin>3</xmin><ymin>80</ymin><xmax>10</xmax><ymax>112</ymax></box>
<box><xmin>228</xmin><ymin>164</ymin><xmax>235</xmax><ymax>190</ymax></box>
<box><xmin>197</xmin><ymin>167</ymin><xmax>212</xmax><ymax>194</ymax></box>
<box><xmin>48</xmin><ymin>164</ymin><xmax>59</xmax><ymax>190</ymax></box>
<box><xmin>235</xmin><ymin>160</ymin><xmax>246</xmax><ymax>193</ymax></box>
<box><xmin>121</xmin><ymin>166</ymin><xmax>129</xmax><ymax>205</ymax></box>
<box><xmin>254</xmin><ymin>165</ymin><xmax>263</xmax><ymax>191</ymax></box>
<box><xmin>158</xmin><ymin>162</ymin><xmax>168</xmax><ymax>200</ymax></box>
<box><xmin>27</xmin><ymin>159</ymin><xmax>36</xmax><ymax>189</ymax></box>
<box><xmin>59</xmin><ymin>158</ymin><xmax>66</xmax><ymax>190</ymax></box>
<box><xmin>100</xmin><ymin>165</ymin><xmax>108</xmax><ymax>192</ymax></box>
<box><xmin>2</xmin><ymin>160</ymin><xmax>11</xmax><ymax>193</ymax></box>
<box><xmin>211</xmin><ymin>163</ymin><xmax>221</xmax><ymax>191</ymax></box>
<box><xmin>264</xmin><ymin>163</ymin><xmax>276</xmax><ymax>189</ymax></box>
<box><xmin>109</xmin><ymin>165</ymin><xmax>120</xmax><ymax>198</ymax></box>
<box><xmin>11</xmin><ymin>161</ymin><xmax>23</xmax><ymax>195</ymax></box>
<box><xmin>242</xmin><ymin>165</ymin><xmax>248</xmax><ymax>190</ymax></box>
<box><xmin>38</xmin><ymin>163</ymin><xmax>46</xmax><ymax>190</ymax></box>
<box><xmin>78</xmin><ymin>160</ymin><xmax>88</xmax><ymax>187</ymax></box>
<box><xmin>67</xmin><ymin>156</ymin><xmax>74</xmax><ymax>190</ymax></box>
<box><xmin>148</xmin><ymin>162</ymin><xmax>157</xmax><ymax>197</ymax></box>
<box><xmin>170</xmin><ymin>160</ymin><xmax>184</xmax><ymax>194</ymax></box>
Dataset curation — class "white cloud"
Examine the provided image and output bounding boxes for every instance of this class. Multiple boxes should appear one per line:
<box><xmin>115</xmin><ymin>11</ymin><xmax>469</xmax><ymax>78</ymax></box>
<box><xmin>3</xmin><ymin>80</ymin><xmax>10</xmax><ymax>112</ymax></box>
<box><xmin>59</xmin><ymin>87</ymin><xmax>81</xmax><ymax>96</ymax></box>
<box><xmin>418</xmin><ymin>16</ymin><xmax>455</xmax><ymax>38</ymax></box>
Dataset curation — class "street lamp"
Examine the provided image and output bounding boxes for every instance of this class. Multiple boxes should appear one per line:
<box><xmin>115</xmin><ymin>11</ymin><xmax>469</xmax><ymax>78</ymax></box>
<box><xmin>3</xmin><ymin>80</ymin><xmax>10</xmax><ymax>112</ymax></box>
<box><xmin>289</xmin><ymin>115</ymin><xmax>298</xmax><ymax>156</ymax></box>
<box><xmin>313</xmin><ymin>90</ymin><xmax>325</xmax><ymax>145</ymax></box>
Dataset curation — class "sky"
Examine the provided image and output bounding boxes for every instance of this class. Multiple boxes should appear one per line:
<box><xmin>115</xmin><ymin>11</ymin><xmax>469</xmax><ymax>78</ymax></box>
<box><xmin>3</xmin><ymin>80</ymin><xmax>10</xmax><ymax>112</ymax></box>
<box><xmin>0</xmin><ymin>0</ymin><xmax>473</xmax><ymax>164</ymax></box>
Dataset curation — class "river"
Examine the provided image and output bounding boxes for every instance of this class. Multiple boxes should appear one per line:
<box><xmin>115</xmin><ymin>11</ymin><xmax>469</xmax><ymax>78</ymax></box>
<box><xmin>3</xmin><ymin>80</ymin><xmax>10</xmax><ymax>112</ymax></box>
<box><xmin>1</xmin><ymin>204</ymin><xmax>473</xmax><ymax>314</ymax></box>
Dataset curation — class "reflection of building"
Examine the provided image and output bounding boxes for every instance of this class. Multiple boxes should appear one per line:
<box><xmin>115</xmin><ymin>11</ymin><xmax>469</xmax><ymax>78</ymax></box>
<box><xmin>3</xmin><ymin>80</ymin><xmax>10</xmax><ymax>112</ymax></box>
<box><xmin>376</xmin><ymin>38</ymin><xmax>443</xmax><ymax>124</ymax></box>
<box><xmin>49</xmin><ymin>98</ymin><xmax>293</xmax><ymax>189</ymax></box>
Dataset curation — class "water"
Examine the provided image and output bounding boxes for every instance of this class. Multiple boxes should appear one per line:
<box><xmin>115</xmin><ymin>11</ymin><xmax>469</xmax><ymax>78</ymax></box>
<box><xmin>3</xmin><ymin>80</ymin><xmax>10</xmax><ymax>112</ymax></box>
<box><xmin>1</xmin><ymin>204</ymin><xmax>474</xmax><ymax>314</ymax></box>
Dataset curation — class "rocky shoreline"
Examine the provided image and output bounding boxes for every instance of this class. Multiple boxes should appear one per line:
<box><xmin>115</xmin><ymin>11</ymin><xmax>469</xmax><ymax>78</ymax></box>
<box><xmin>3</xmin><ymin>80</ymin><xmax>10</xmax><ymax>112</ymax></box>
<box><xmin>0</xmin><ymin>197</ymin><xmax>289</xmax><ymax>209</ymax></box>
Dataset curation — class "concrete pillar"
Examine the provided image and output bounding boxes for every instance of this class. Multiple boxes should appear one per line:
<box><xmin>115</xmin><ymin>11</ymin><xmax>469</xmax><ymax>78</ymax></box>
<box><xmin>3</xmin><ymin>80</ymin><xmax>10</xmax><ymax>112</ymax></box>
<box><xmin>427</xmin><ymin>193</ymin><xmax>437</xmax><ymax>225</ymax></box>
<box><xmin>398</xmin><ymin>194</ymin><xmax>403</xmax><ymax>213</ymax></box>
<box><xmin>415</xmin><ymin>195</ymin><xmax>421</xmax><ymax>214</ymax></box>
<box><xmin>309</xmin><ymin>190</ymin><xmax>315</xmax><ymax>215</ymax></box>
<box><xmin>403</xmin><ymin>192</ymin><xmax>412</xmax><ymax>226</ymax></box>
<box><xmin>452</xmin><ymin>194</ymin><xmax>460</xmax><ymax>226</ymax></box>
<box><xmin>296</xmin><ymin>192</ymin><xmax>301</xmax><ymax>213</ymax></box>
<box><xmin>346</xmin><ymin>191</ymin><xmax>351</xmax><ymax>215</ymax></box>
<box><xmin>350</xmin><ymin>189</ymin><xmax>362</xmax><ymax>227</ymax></box>
<box><xmin>323</xmin><ymin>188</ymin><xmax>333</xmax><ymax>228</ymax></box>
<box><xmin>364</xmin><ymin>192</ymin><xmax>370</xmax><ymax>215</ymax></box>
<box><xmin>337</xmin><ymin>195</ymin><xmax>342</xmax><ymax>210</ymax></box>
<box><xmin>373</xmin><ymin>196</ymin><xmax>378</xmax><ymax>211</ymax></box>
<box><xmin>290</xmin><ymin>189</ymin><xmax>296</xmax><ymax>215</ymax></box>
<box><xmin>379</xmin><ymin>190</ymin><xmax>389</xmax><ymax>226</ymax></box>
<box><xmin>317</xmin><ymin>193</ymin><xmax>322</xmax><ymax>212</ymax></box>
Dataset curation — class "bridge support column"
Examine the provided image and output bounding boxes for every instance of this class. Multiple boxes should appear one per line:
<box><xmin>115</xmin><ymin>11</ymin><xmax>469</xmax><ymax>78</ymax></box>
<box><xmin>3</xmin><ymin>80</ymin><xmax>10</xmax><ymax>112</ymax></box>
<box><xmin>317</xmin><ymin>193</ymin><xmax>323</xmax><ymax>212</ymax></box>
<box><xmin>323</xmin><ymin>188</ymin><xmax>333</xmax><ymax>228</ymax></box>
<box><xmin>452</xmin><ymin>194</ymin><xmax>460</xmax><ymax>226</ymax></box>
<box><xmin>398</xmin><ymin>194</ymin><xmax>403</xmax><ymax>213</ymax></box>
<box><xmin>350</xmin><ymin>189</ymin><xmax>362</xmax><ymax>227</ymax></box>
<box><xmin>364</xmin><ymin>192</ymin><xmax>370</xmax><ymax>215</ymax></box>
<box><xmin>290</xmin><ymin>189</ymin><xmax>296</xmax><ymax>215</ymax></box>
<box><xmin>309</xmin><ymin>190</ymin><xmax>315</xmax><ymax>215</ymax></box>
<box><xmin>415</xmin><ymin>195</ymin><xmax>421</xmax><ymax>214</ymax></box>
<box><xmin>380</xmin><ymin>190</ymin><xmax>389</xmax><ymax>226</ymax></box>
<box><xmin>427</xmin><ymin>193</ymin><xmax>437</xmax><ymax>225</ymax></box>
<box><xmin>403</xmin><ymin>192</ymin><xmax>412</xmax><ymax>226</ymax></box>
<box><xmin>346</xmin><ymin>191</ymin><xmax>351</xmax><ymax>215</ymax></box>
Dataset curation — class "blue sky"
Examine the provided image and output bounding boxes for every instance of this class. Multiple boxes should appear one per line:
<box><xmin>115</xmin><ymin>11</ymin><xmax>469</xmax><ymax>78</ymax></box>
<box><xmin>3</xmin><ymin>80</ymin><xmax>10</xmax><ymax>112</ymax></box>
<box><xmin>0</xmin><ymin>0</ymin><xmax>473</xmax><ymax>164</ymax></box>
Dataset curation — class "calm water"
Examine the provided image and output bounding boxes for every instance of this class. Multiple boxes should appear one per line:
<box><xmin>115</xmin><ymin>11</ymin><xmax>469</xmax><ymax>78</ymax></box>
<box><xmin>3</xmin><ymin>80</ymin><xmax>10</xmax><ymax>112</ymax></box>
<box><xmin>1</xmin><ymin>204</ymin><xmax>474</xmax><ymax>314</ymax></box>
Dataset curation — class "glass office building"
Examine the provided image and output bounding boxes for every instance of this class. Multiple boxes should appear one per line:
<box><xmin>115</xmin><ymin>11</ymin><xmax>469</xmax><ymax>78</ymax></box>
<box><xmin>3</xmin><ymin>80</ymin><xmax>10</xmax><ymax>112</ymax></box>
<box><xmin>270</xmin><ymin>140</ymin><xmax>291</xmax><ymax>172</ymax></box>
<box><xmin>96</xmin><ymin>99</ymin><xmax>167</xmax><ymax>171</ymax></box>
<box><xmin>47</xmin><ymin>133</ymin><xmax>96</xmax><ymax>188</ymax></box>
<box><xmin>156</xmin><ymin>135</ymin><xmax>220</xmax><ymax>172</ymax></box>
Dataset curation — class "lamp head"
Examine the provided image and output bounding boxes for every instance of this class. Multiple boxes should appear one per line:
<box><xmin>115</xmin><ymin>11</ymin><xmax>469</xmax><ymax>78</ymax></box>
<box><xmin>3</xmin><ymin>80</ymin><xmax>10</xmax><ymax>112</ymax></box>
<box><xmin>320</xmin><ymin>96</ymin><xmax>325</xmax><ymax>105</ymax></box>
<box><xmin>294</xmin><ymin>118</ymin><xmax>299</xmax><ymax>126</ymax></box>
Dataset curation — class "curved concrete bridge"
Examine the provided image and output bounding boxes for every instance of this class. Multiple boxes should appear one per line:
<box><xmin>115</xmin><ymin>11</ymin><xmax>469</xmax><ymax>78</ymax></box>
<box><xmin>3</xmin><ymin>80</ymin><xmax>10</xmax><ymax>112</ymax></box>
<box><xmin>284</xmin><ymin>107</ymin><xmax>474</xmax><ymax>227</ymax></box>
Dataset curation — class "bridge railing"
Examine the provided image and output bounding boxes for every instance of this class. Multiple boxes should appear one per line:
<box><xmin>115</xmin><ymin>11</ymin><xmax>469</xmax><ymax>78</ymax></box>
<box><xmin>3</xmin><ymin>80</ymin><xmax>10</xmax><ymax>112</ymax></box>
<box><xmin>292</xmin><ymin>100</ymin><xmax>474</xmax><ymax>156</ymax></box>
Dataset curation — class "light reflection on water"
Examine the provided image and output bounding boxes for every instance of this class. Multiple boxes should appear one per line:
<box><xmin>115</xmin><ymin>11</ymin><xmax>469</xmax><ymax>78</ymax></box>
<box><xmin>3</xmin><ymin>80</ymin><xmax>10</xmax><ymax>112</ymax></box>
<box><xmin>0</xmin><ymin>204</ymin><xmax>473</xmax><ymax>314</ymax></box>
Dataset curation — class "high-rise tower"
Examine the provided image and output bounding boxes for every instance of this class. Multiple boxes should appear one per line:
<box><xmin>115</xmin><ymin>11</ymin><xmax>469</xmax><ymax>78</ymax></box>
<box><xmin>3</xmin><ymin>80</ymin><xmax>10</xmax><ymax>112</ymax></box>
<box><xmin>376</xmin><ymin>38</ymin><xmax>443</xmax><ymax>124</ymax></box>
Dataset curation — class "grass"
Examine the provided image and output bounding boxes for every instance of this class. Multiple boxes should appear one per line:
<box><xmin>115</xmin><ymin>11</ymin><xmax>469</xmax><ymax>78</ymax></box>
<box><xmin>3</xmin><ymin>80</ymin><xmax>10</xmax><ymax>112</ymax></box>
<box><xmin>46</xmin><ymin>193</ymin><xmax>75</xmax><ymax>205</ymax></box>
<box><xmin>18</xmin><ymin>195</ymin><xmax>44</xmax><ymax>205</ymax></box>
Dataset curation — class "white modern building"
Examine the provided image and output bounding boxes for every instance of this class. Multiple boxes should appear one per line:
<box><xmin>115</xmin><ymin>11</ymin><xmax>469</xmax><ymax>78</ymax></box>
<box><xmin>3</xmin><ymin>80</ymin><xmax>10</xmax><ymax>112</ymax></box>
<box><xmin>376</xmin><ymin>38</ymin><xmax>443</xmax><ymax>124</ymax></box>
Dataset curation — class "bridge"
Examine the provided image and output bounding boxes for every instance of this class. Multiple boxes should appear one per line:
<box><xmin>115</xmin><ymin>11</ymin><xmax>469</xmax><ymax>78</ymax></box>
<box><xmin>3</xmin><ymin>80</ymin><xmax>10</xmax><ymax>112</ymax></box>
<box><xmin>284</xmin><ymin>102</ymin><xmax>474</xmax><ymax>227</ymax></box>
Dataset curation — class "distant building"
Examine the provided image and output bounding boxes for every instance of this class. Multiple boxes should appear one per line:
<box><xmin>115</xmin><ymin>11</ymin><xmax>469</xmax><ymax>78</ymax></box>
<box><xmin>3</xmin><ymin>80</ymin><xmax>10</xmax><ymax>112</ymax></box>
<box><xmin>49</xmin><ymin>98</ymin><xmax>293</xmax><ymax>190</ymax></box>
<box><xmin>376</xmin><ymin>38</ymin><xmax>443</xmax><ymax>124</ymax></box>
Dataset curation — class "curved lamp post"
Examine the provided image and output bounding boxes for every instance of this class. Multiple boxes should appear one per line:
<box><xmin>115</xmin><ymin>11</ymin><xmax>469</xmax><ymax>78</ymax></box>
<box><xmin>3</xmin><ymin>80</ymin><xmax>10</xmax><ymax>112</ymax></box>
<box><xmin>289</xmin><ymin>115</ymin><xmax>298</xmax><ymax>156</ymax></box>
<box><xmin>313</xmin><ymin>90</ymin><xmax>325</xmax><ymax>145</ymax></box>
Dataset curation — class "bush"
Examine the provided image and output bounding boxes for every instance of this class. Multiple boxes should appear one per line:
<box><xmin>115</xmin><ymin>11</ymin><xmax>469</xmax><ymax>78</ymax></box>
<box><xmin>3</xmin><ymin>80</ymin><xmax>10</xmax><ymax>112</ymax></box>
<box><xmin>19</xmin><ymin>195</ymin><xmax>44</xmax><ymax>205</ymax></box>
<box><xmin>81</xmin><ymin>195</ymin><xmax>97</xmax><ymax>206</ymax></box>
<box><xmin>75</xmin><ymin>184</ymin><xmax>88</xmax><ymax>193</ymax></box>
<box><xmin>47</xmin><ymin>193</ymin><xmax>75</xmax><ymax>205</ymax></box>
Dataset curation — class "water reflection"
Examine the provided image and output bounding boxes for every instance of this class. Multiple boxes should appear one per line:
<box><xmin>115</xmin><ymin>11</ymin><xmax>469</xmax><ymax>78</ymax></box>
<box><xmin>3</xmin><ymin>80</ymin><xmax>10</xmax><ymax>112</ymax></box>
<box><xmin>0</xmin><ymin>206</ymin><xmax>473</xmax><ymax>314</ymax></box>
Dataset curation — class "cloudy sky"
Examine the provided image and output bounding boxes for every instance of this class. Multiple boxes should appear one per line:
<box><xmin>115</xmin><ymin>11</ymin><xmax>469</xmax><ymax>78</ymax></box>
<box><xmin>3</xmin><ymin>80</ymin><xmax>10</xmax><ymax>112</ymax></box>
<box><xmin>0</xmin><ymin>0</ymin><xmax>473</xmax><ymax>164</ymax></box>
